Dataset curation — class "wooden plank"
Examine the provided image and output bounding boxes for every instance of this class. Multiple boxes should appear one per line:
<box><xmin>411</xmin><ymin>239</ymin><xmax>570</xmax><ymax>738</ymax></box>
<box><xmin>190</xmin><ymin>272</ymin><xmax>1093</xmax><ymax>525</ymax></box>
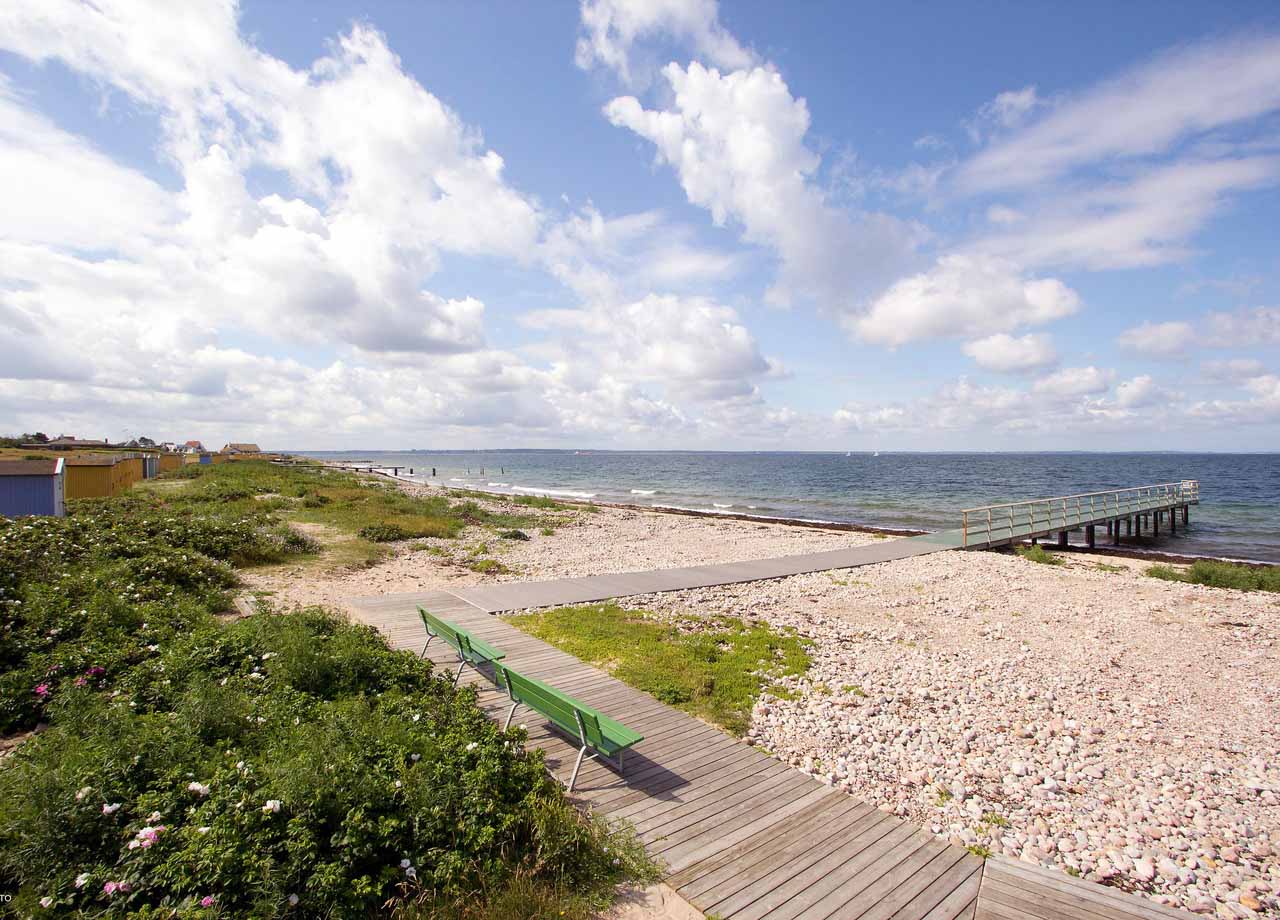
<box><xmin>610</xmin><ymin>752</ymin><xmax>786</xmax><ymax>822</ymax></box>
<box><xmin>766</xmin><ymin>832</ymin><xmax>943</xmax><ymax>920</ymax></box>
<box><xmin>827</xmin><ymin>842</ymin><xmax>966</xmax><ymax>920</ymax></box>
<box><xmin>908</xmin><ymin>860</ymin><xmax>983</xmax><ymax>920</ymax></box>
<box><xmin>711</xmin><ymin>817</ymin><xmax>914</xmax><ymax>920</ymax></box>
<box><xmin>678</xmin><ymin>799</ymin><xmax>877</xmax><ymax>905</ymax></box>
<box><xmin>670</xmin><ymin>794</ymin><xmax>867</xmax><ymax>896</ymax></box>
<box><xmin>639</xmin><ymin>766</ymin><xmax>806</xmax><ymax>838</ymax></box>
<box><xmin>663</xmin><ymin>784</ymin><xmax>839</xmax><ymax>876</ymax></box>
<box><xmin>983</xmin><ymin>859</ymin><xmax>1191</xmax><ymax>920</ymax></box>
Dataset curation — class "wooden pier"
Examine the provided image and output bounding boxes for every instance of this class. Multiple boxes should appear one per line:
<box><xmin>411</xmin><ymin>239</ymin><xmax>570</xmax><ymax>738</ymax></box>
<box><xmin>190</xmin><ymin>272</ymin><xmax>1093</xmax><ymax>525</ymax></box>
<box><xmin>961</xmin><ymin>481</ymin><xmax>1199</xmax><ymax>550</ymax></box>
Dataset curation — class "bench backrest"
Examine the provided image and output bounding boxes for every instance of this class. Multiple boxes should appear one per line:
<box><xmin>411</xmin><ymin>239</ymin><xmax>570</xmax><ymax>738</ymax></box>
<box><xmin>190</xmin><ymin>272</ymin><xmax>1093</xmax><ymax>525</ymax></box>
<box><xmin>496</xmin><ymin>664</ymin><xmax>606</xmax><ymax>750</ymax></box>
<box><xmin>420</xmin><ymin>607</ymin><xmax>461</xmax><ymax>646</ymax></box>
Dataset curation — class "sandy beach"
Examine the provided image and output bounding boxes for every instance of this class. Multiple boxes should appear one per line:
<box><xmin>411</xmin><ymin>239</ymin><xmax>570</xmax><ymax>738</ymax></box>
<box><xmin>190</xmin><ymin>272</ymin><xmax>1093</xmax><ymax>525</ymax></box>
<box><xmin>246</xmin><ymin>481</ymin><xmax>1280</xmax><ymax>917</ymax></box>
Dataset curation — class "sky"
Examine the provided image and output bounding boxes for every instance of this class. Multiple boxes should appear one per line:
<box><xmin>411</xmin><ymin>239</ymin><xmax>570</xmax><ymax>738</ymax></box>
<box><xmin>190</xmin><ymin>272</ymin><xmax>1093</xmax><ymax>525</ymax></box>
<box><xmin>1</xmin><ymin>1</ymin><xmax>1278</xmax><ymax>451</ymax></box>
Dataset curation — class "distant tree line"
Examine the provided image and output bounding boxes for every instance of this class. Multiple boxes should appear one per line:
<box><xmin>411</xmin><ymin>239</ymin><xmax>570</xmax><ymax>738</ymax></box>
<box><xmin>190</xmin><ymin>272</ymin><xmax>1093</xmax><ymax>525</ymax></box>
<box><xmin>0</xmin><ymin>432</ymin><xmax>49</xmax><ymax>448</ymax></box>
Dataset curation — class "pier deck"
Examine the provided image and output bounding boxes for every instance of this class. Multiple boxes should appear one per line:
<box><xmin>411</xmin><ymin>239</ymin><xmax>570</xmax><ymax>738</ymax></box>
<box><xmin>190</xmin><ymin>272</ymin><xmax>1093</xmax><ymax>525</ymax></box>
<box><xmin>347</xmin><ymin>590</ymin><xmax>1194</xmax><ymax>920</ymax></box>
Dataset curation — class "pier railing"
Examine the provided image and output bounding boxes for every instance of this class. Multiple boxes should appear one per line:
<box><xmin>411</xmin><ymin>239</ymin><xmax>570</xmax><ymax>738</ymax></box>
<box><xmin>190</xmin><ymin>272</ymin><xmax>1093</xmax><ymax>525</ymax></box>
<box><xmin>960</xmin><ymin>480</ymin><xmax>1199</xmax><ymax>548</ymax></box>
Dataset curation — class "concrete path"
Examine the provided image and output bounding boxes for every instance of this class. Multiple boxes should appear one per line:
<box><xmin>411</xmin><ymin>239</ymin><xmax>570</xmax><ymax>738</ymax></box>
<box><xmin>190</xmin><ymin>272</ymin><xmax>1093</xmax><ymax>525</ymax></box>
<box><xmin>447</xmin><ymin>531</ymin><xmax>961</xmax><ymax>612</ymax></box>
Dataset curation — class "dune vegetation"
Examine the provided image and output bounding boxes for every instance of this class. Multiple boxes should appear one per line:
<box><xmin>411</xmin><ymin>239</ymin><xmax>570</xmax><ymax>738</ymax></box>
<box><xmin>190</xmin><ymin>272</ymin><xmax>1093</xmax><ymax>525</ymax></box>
<box><xmin>0</xmin><ymin>463</ymin><xmax>652</xmax><ymax>917</ymax></box>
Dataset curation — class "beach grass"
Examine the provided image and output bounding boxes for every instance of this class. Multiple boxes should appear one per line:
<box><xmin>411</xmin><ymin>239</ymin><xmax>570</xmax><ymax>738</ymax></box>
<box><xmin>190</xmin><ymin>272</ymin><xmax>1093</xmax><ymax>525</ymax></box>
<box><xmin>1146</xmin><ymin>559</ymin><xmax>1280</xmax><ymax>592</ymax></box>
<box><xmin>156</xmin><ymin>461</ymin><xmax>553</xmax><ymax>555</ymax></box>
<box><xmin>1016</xmin><ymin>544</ymin><xmax>1064</xmax><ymax>566</ymax></box>
<box><xmin>506</xmin><ymin>603</ymin><xmax>811</xmax><ymax>735</ymax></box>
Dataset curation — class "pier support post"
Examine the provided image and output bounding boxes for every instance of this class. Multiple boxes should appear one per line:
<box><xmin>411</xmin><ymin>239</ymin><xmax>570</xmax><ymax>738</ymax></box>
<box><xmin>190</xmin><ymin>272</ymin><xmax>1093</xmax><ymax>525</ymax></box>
<box><xmin>1183</xmin><ymin>506</ymin><xmax>1189</xmax><ymax>525</ymax></box>
<box><xmin>1170</xmin><ymin>510</ymin><xmax>1176</xmax><ymax>534</ymax></box>
<box><xmin>1086</xmin><ymin>525</ymin><xmax>1096</xmax><ymax>549</ymax></box>
<box><xmin>1126</xmin><ymin>517</ymin><xmax>1133</xmax><ymax>537</ymax></box>
<box><xmin>1057</xmin><ymin>531</ymin><xmax>1068</xmax><ymax>548</ymax></box>
<box><xmin>1135</xmin><ymin>516</ymin><xmax>1141</xmax><ymax>537</ymax></box>
<box><xmin>1112</xmin><ymin>521</ymin><xmax>1121</xmax><ymax>546</ymax></box>
<box><xmin>1152</xmin><ymin>512</ymin><xmax>1159</xmax><ymax>537</ymax></box>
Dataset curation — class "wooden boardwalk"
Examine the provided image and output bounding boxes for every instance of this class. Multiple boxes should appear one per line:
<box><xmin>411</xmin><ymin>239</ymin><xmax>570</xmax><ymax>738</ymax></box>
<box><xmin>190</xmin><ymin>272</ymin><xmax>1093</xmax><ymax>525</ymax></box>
<box><xmin>348</xmin><ymin>589</ymin><xmax>1194</xmax><ymax>920</ymax></box>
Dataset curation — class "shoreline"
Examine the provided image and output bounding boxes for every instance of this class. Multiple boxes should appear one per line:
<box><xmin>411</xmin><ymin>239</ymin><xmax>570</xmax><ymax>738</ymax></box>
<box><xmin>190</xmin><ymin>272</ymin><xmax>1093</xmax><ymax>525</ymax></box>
<box><xmin>334</xmin><ymin>462</ymin><xmax>1276</xmax><ymax>568</ymax></box>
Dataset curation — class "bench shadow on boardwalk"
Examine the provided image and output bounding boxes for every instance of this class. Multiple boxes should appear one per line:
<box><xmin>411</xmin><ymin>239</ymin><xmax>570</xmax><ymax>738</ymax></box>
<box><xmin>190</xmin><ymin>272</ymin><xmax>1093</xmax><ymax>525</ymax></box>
<box><xmin>348</xmin><ymin>583</ymin><xmax>1195</xmax><ymax>920</ymax></box>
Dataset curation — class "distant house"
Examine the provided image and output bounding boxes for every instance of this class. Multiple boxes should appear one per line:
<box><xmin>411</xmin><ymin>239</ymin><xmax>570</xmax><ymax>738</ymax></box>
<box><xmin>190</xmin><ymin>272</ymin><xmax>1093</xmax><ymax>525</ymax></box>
<box><xmin>183</xmin><ymin>440</ymin><xmax>206</xmax><ymax>454</ymax></box>
<box><xmin>222</xmin><ymin>443</ymin><xmax>261</xmax><ymax>455</ymax></box>
<box><xmin>0</xmin><ymin>458</ymin><xmax>66</xmax><ymax>517</ymax></box>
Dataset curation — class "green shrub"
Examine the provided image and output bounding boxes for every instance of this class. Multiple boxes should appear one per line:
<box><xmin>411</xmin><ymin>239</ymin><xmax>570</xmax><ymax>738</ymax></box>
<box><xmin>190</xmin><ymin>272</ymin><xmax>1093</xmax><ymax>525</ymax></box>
<box><xmin>1015</xmin><ymin>544</ymin><xmax>1063</xmax><ymax>566</ymax></box>
<box><xmin>1146</xmin><ymin>559</ymin><xmax>1280</xmax><ymax>592</ymax></box>
<box><xmin>467</xmin><ymin>559</ymin><xmax>509</xmax><ymax>574</ymax></box>
<box><xmin>0</xmin><ymin>612</ymin><xmax>645</xmax><ymax>916</ymax></box>
<box><xmin>359</xmin><ymin>522</ymin><xmax>410</xmax><ymax>542</ymax></box>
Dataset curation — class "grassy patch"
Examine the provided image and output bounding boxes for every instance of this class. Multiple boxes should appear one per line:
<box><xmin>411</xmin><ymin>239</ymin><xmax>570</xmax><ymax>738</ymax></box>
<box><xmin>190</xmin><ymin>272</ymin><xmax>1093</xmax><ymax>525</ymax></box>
<box><xmin>467</xmin><ymin>558</ymin><xmax>510</xmax><ymax>575</ymax></box>
<box><xmin>1146</xmin><ymin>559</ymin><xmax>1280</xmax><ymax>593</ymax></box>
<box><xmin>1015</xmin><ymin>544</ymin><xmax>1064</xmax><ymax>566</ymax></box>
<box><xmin>506</xmin><ymin>604</ymin><xmax>811</xmax><ymax>735</ymax></box>
<box><xmin>1094</xmin><ymin>562</ymin><xmax>1126</xmax><ymax>573</ymax></box>
<box><xmin>966</xmin><ymin>844</ymin><xmax>993</xmax><ymax>859</ymax></box>
<box><xmin>512</xmin><ymin>494</ymin><xmax>566</xmax><ymax>510</ymax></box>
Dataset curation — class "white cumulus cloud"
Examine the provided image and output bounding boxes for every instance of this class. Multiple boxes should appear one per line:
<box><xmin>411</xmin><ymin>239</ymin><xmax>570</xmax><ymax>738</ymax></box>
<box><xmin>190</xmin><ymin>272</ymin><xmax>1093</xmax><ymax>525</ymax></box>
<box><xmin>853</xmin><ymin>255</ymin><xmax>1079</xmax><ymax>347</ymax></box>
<box><xmin>962</xmin><ymin>333</ymin><xmax>1058</xmax><ymax>373</ymax></box>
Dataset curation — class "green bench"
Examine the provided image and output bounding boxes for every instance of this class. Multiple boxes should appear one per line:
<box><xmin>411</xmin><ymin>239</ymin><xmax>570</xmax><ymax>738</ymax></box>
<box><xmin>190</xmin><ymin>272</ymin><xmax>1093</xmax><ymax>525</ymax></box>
<box><xmin>493</xmin><ymin>661</ymin><xmax>644</xmax><ymax>792</ymax></box>
<box><xmin>417</xmin><ymin>607</ymin><xmax>506</xmax><ymax>687</ymax></box>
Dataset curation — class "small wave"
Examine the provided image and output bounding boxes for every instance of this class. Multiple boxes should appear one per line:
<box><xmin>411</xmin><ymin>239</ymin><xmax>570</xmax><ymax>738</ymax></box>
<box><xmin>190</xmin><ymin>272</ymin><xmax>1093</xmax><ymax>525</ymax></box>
<box><xmin>713</xmin><ymin>502</ymin><xmax>734</xmax><ymax>509</ymax></box>
<box><xmin>630</xmin><ymin>489</ymin><xmax>658</xmax><ymax>495</ymax></box>
<box><xmin>512</xmin><ymin>485</ymin><xmax>597</xmax><ymax>500</ymax></box>
<box><xmin>487</xmin><ymin>482</ymin><xmax>510</xmax><ymax>487</ymax></box>
<box><xmin>655</xmin><ymin>503</ymin><xmax>735</xmax><ymax>515</ymax></box>
<box><xmin>449</xmin><ymin>477</ymin><xmax>466</xmax><ymax>482</ymax></box>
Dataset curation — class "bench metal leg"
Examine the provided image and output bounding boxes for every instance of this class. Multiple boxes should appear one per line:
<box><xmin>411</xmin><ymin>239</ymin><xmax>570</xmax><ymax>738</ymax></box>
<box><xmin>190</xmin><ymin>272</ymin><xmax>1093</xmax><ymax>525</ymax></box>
<box><xmin>419</xmin><ymin>633</ymin><xmax>435</xmax><ymax>659</ymax></box>
<box><xmin>569</xmin><ymin>746</ymin><xmax>588</xmax><ymax>792</ymax></box>
<box><xmin>453</xmin><ymin>658</ymin><xmax>467</xmax><ymax>687</ymax></box>
<box><xmin>503</xmin><ymin>701</ymin><xmax>520</xmax><ymax>731</ymax></box>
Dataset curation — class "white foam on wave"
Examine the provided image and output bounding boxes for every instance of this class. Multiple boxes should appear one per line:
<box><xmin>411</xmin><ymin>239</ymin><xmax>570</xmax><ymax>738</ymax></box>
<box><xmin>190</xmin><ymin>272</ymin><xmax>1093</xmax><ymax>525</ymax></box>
<box><xmin>630</xmin><ymin>489</ymin><xmax>657</xmax><ymax>495</ymax></box>
<box><xmin>512</xmin><ymin>485</ymin><xmax>597</xmax><ymax>500</ymax></box>
<box><xmin>488</xmin><ymin>482</ymin><xmax>510</xmax><ymax>487</ymax></box>
<box><xmin>713</xmin><ymin>502</ymin><xmax>733</xmax><ymax>509</ymax></box>
<box><xmin>449</xmin><ymin>477</ymin><xmax>466</xmax><ymax>482</ymax></box>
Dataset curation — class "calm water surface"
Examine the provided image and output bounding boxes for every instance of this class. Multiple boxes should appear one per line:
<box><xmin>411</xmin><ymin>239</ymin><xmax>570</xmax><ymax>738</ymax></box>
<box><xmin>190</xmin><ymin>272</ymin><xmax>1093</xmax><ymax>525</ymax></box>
<box><xmin>295</xmin><ymin>451</ymin><xmax>1279</xmax><ymax>563</ymax></box>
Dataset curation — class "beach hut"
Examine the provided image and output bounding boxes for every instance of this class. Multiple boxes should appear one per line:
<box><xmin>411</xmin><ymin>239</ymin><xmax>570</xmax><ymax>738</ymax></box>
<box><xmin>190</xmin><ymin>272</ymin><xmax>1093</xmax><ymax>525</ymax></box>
<box><xmin>142</xmin><ymin>455</ymin><xmax>160</xmax><ymax>479</ymax></box>
<box><xmin>0</xmin><ymin>458</ymin><xmax>65</xmax><ymax>517</ymax></box>
<box><xmin>116</xmin><ymin>456</ymin><xmax>144</xmax><ymax>490</ymax></box>
<box><xmin>199</xmin><ymin>454</ymin><xmax>213</xmax><ymax>465</ymax></box>
<box><xmin>159</xmin><ymin>454</ymin><xmax>183</xmax><ymax>474</ymax></box>
<box><xmin>64</xmin><ymin>456</ymin><xmax>118</xmax><ymax>499</ymax></box>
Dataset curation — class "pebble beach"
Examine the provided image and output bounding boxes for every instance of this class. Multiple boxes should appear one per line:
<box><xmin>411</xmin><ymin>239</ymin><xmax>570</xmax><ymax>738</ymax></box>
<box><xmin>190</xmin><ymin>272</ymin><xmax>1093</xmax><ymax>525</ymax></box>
<box><xmin>249</xmin><ymin>483</ymin><xmax>1280</xmax><ymax>917</ymax></box>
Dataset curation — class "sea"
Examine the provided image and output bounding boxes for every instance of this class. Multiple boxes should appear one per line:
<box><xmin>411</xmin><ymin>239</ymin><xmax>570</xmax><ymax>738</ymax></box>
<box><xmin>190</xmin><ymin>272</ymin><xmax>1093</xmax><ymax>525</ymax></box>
<box><xmin>293</xmin><ymin>451</ymin><xmax>1280</xmax><ymax>564</ymax></box>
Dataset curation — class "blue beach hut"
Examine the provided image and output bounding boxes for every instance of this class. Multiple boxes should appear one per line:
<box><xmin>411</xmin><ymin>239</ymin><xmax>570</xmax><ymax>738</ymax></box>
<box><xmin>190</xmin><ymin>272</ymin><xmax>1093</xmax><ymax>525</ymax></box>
<box><xmin>0</xmin><ymin>458</ymin><xmax>66</xmax><ymax>517</ymax></box>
